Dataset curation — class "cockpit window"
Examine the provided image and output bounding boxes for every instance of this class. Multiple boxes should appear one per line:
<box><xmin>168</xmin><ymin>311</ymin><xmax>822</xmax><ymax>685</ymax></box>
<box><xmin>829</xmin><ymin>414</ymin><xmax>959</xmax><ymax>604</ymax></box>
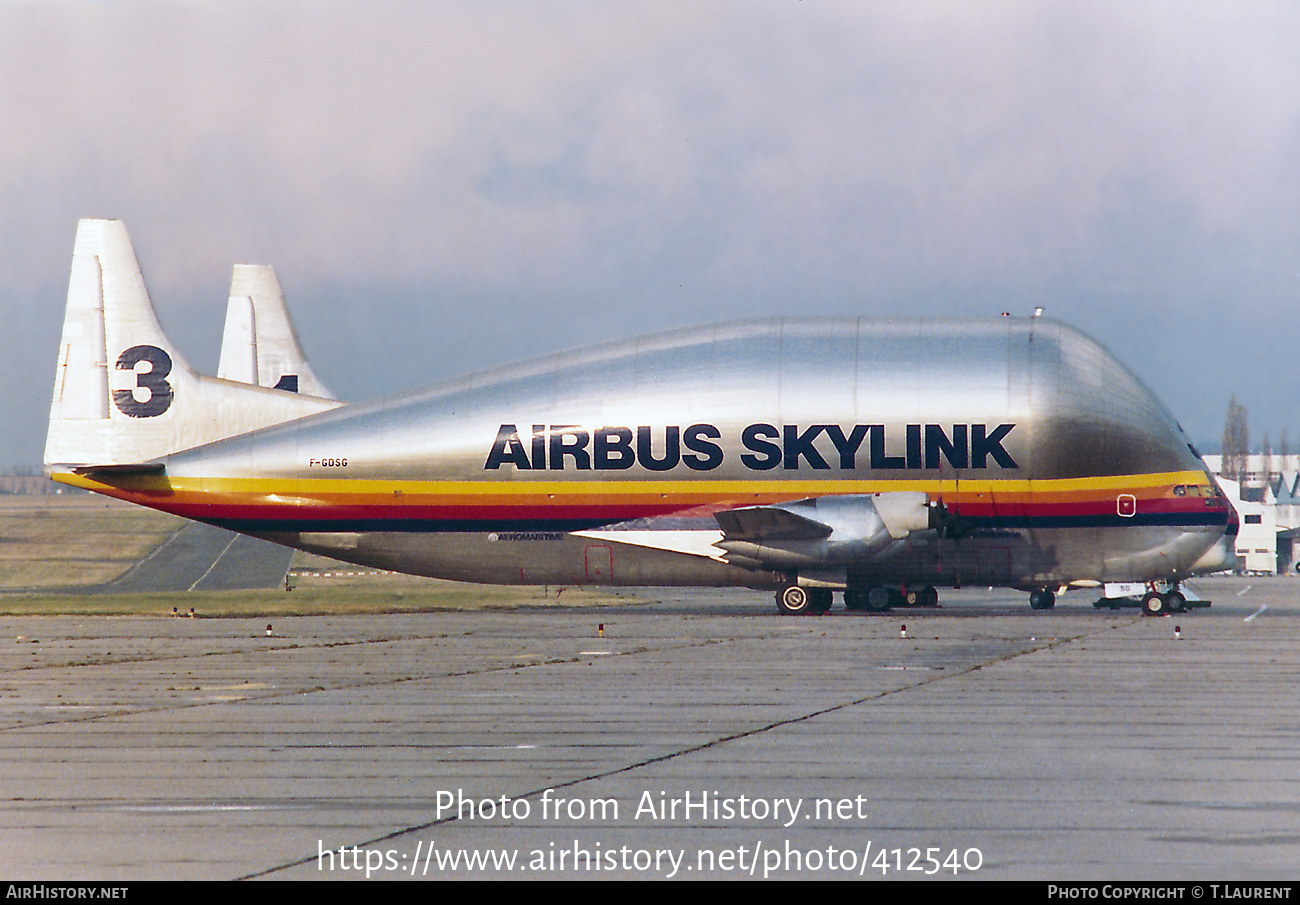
<box><xmin>1171</xmin><ymin>483</ymin><xmax>1223</xmax><ymax>502</ymax></box>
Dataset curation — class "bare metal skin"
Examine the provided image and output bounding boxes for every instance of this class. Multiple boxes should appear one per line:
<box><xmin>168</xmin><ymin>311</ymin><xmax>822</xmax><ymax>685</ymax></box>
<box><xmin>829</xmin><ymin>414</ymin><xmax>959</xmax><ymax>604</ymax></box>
<box><xmin>156</xmin><ymin>319</ymin><xmax>1233</xmax><ymax>602</ymax></box>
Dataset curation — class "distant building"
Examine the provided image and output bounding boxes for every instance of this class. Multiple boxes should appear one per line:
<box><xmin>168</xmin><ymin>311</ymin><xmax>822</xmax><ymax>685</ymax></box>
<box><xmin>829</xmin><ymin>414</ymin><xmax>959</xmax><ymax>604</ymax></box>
<box><xmin>1202</xmin><ymin>454</ymin><xmax>1300</xmax><ymax>501</ymax></box>
<box><xmin>1203</xmin><ymin>454</ymin><xmax>1300</xmax><ymax>574</ymax></box>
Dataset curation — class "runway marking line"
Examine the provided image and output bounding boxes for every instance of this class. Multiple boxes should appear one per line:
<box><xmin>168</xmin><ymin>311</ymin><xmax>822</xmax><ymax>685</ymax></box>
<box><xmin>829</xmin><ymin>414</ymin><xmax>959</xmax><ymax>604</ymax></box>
<box><xmin>188</xmin><ymin>533</ymin><xmax>240</xmax><ymax>591</ymax></box>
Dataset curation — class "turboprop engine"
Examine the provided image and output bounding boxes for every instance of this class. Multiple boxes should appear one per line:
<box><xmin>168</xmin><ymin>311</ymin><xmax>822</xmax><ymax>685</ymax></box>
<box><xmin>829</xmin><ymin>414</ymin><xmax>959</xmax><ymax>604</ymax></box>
<box><xmin>713</xmin><ymin>491</ymin><xmax>937</xmax><ymax>569</ymax></box>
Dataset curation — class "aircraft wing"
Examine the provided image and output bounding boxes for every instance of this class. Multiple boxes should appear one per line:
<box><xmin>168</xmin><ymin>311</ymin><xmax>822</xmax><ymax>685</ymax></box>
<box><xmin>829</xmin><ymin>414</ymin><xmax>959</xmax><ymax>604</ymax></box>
<box><xmin>713</xmin><ymin>505</ymin><xmax>833</xmax><ymax>542</ymax></box>
<box><xmin>570</xmin><ymin>528</ymin><xmax>726</xmax><ymax>560</ymax></box>
<box><xmin>576</xmin><ymin>494</ymin><xmax>930</xmax><ymax>569</ymax></box>
<box><xmin>712</xmin><ymin>493</ymin><xmax>935</xmax><ymax>570</ymax></box>
<box><xmin>574</xmin><ymin>503</ymin><xmax>837</xmax><ymax>563</ymax></box>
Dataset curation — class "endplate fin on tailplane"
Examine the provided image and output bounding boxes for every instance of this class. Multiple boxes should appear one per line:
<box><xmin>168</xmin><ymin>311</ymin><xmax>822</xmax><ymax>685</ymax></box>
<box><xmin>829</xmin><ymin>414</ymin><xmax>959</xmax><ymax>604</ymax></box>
<box><xmin>45</xmin><ymin>219</ymin><xmax>344</xmax><ymax>469</ymax></box>
<box><xmin>217</xmin><ymin>264</ymin><xmax>335</xmax><ymax>399</ymax></box>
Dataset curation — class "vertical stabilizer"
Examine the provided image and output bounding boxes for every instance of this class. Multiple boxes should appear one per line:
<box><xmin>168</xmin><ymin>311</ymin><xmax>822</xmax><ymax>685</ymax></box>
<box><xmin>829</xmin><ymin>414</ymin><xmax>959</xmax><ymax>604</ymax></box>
<box><xmin>219</xmin><ymin>264</ymin><xmax>335</xmax><ymax>399</ymax></box>
<box><xmin>217</xmin><ymin>294</ymin><xmax>259</xmax><ymax>385</ymax></box>
<box><xmin>50</xmin><ymin>227</ymin><xmax>111</xmax><ymax>423</ymax></box>
<box><xmin>45</xmin><ymin>220</ymin><xmax>343</xmax><ymax>469</ymax></box>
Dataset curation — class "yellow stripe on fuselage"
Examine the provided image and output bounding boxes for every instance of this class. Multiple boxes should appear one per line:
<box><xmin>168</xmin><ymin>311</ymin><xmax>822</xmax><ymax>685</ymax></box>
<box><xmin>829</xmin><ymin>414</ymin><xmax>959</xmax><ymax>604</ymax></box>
<box><xmin>52</xmin><ymin>469</ymin><xmax>1211</xmax><ymax>500</ymax></box>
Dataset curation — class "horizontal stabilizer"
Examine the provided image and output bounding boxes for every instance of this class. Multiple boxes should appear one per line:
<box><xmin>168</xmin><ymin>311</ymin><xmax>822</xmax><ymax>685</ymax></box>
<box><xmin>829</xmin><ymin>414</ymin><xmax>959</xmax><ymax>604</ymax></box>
<box><xmin>72</xmin><ymin>463</ymin><xmax>166</xmax><ymax>477</ymax></box>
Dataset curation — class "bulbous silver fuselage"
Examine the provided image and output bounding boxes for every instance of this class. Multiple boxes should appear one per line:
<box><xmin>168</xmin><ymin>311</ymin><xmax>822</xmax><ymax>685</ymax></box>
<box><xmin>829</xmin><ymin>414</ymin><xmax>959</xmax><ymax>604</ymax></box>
<box><xmin>133</xmin><ymin>316</ymin><xmax>1230</xmax><ymax>591</ymax></box>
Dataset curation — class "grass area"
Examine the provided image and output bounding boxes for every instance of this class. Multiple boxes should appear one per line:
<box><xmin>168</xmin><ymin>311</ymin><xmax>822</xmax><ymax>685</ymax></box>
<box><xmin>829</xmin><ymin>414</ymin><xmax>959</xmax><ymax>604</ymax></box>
<box><xmin>0</xmin><ymin>581</ymin><xmax>646</xmax><ymax>617</ymax></box>
<box><xmin>0</xmin><ymin>494</ymin><xmax>184</xmax><ymax>588</ymax></box>
<box><xmin>0</xmin><ymin>493</ymin><xmax>649</xmax><ymax>615</ymax></box>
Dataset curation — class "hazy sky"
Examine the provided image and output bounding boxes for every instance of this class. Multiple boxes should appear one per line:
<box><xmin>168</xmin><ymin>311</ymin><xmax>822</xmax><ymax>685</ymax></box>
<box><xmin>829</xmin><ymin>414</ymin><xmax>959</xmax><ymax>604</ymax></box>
<box><xmin>5</xmin><ymin>1</ymin><xmax>1300</xmax><ymax>466</ymax></box>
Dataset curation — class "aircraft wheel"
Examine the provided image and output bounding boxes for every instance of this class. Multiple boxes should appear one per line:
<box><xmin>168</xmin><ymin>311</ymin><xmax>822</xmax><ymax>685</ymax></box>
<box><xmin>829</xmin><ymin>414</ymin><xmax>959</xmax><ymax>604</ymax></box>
<box><xmin>1141</xmin><ymin>592</ymin><xmax>1166</xmax><ymax>616</ymax></box>
<box><xmin>808</xmin><ymin>588</ymin><xmax>834</xmax><ymax>614</ymax></box>
<box><xmin>866</xmin><ymin>587</ymin><xmax>893</xmax><ymax>612</ymax></box>
<box><xmin>1029</xmin><ymin>589</ymin><xmax>1055</xmax><ymax>610</ymax></box>
<box><xmin>776</xmin><ymin>585</ymin><xmax>811</xmax><ymax>615</ymax></box>
<box><xmin>1166</xmin><ymin>591</ymin><xmax>1187</xmax><ymax>613</ymax></box>
<box><xmin>902</xmin><ymin>587</ymin><xmax>937</xmax><ymax>608</ymax></box>
<box><xmin>844</xmin><ymin>588</ymin><xmax>870</xmax><ymax>611</ymax></box>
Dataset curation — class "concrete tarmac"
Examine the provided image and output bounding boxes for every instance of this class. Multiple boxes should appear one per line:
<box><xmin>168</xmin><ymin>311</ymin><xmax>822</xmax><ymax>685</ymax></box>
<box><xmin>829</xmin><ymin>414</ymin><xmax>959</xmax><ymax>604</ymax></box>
<box><xmin>99</xmin><ymin>522</ymin><xmax>294</xmax><ymax>594</ymax></box>
<box><xmin>1</xmin><ymin>577</ymin><xmax>1298</xmax><ymax>880</ymax></box>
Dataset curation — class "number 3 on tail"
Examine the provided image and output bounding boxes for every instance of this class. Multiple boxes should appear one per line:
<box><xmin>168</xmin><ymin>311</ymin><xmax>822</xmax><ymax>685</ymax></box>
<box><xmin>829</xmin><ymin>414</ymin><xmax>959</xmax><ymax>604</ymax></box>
<box><xmin>113</xmin><ymin>345</ymin><xmax>173</xmax><ymax>417</ymax></box>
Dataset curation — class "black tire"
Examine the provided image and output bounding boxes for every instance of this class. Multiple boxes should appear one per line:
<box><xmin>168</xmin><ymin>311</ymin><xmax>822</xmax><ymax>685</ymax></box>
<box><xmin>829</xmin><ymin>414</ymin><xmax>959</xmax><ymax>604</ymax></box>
<box><xmin>1029</xmin><ymin>589</ymin><xmax>1055</xmax><ymax>610</ymax></box>
<box><xmin>776</xmin><ymin>585</ymin><xmax>811</xmax><ymax>615</ymax></box>
<box><xmin>1166</xmin><ymin>591</ymin><xmax>1186</xmax><ymax>613</ymax></box>
<box><xmin>866</xmin><ymin>587</ymin><xmax>893</xmax><ymax>611</ymax></box>
<box><xmin>902</xmin><ymin>587</ymin><xmax>938</xmax><ymax>607</ymax></box>
<box><xmin>808</xmin><ymin>588</ymin><xmax>834</xmax><ymax>614</ymax></box>
<box><xmin>1141</xmin><ymin>592</ymin><xmax>1166</xmax><ymax>616</ymax></box>
<box><xmin>844</xmin><ymin>588</ymin><xmax>870</xmax><ymax>611</ymax></box>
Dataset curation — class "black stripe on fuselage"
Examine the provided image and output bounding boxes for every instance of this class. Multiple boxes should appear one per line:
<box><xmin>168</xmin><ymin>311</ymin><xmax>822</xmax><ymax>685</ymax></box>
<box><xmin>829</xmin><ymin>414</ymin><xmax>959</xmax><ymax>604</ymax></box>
<box><xmin>202</xmin><ymin>511</ymin><xmax>1230</xmax><ymax>535</ymax></box>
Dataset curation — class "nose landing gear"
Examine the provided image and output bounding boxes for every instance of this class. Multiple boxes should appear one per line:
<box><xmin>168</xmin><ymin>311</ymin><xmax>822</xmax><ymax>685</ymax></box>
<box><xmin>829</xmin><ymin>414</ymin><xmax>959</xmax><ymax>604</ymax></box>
<box><xmin>1141</xmin><ymin>584</ymin><xmax>1187</xmax><ymax>616</ymax></box>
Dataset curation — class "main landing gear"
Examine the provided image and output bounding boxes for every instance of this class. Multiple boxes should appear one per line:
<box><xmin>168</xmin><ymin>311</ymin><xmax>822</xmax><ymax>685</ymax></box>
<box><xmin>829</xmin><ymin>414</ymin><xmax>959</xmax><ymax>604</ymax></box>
<box><xmin>775</xmin><ymin>585</ymin><xmax>834</xmax><ymax>615</ymax></box>
<box><xmin>844</xmin><ymin>587</ymin><xmax>897</xmax><ymax>612</ymax></box>
<box><xmin>1028</xmin><ymin>589</ymin><xmax>1056</xmax><ymax>610</ymax></box>
<box><xmin>775</xmin><ymin>585</ymin><xmax>939</xmax><ymax>614</ymax></box>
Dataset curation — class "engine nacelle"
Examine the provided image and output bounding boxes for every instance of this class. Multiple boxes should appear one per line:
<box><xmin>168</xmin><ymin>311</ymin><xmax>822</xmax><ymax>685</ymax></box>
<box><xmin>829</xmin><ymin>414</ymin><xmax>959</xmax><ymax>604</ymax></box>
<box><xmin>714</xmin><ymin>492</ymin><xmax>935</xmax><ymax>568</ymax></box>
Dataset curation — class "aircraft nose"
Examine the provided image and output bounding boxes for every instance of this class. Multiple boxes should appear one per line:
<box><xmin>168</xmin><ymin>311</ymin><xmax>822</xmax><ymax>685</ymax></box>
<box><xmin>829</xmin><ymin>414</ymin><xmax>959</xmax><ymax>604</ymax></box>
<box><xmin>1189</xmin><ymin>535</ymin><xmax>1237</xmax><ymax>574</ymax></box>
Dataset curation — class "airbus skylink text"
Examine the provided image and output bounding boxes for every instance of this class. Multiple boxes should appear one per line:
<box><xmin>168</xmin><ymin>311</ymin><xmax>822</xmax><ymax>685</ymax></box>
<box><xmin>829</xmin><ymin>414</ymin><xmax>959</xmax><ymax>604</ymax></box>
<box><xmin>485</xmin><ymin>422</ymin><xmax>1018</xmax><ymax>471</ymax></box>
<box><xmin>434</xmin><ymin>788</ymin><xmax>867</xmax><ymax>828</ymax></box>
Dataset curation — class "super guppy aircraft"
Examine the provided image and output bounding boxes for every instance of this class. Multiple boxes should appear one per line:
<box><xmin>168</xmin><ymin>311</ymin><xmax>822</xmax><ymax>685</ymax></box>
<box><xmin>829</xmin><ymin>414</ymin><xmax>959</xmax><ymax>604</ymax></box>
<box><xmin>45</xmin><ymin>220</ymin><xmax>1236</xmax><ymax>614</ymax></box>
